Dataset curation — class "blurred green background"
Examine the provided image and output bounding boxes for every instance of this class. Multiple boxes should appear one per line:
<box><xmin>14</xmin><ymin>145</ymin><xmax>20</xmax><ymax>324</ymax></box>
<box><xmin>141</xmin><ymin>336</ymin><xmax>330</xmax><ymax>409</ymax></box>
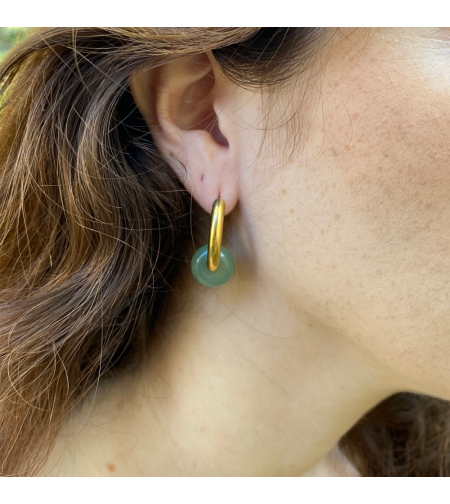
<box><xmin>0</xmin><ymin>27</ymin><xmax>30</xmax><ymax>61</ymax></box>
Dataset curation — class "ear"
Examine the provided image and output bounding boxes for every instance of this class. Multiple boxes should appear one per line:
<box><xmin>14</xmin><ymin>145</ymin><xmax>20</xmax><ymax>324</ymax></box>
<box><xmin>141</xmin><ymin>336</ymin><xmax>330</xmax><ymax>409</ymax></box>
<box><xmin>129</xmin><ymin>51</ymin><xmax>241</xmax><ymax>215</ymax></box>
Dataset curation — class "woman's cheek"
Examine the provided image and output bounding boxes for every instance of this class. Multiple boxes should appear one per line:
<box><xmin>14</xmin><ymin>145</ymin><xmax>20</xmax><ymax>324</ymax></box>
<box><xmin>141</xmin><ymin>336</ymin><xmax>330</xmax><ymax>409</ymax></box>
<box><xmin>296</xmin><ymin>36</ymin><xmax>450</xmax><ymax>396</ymax></box>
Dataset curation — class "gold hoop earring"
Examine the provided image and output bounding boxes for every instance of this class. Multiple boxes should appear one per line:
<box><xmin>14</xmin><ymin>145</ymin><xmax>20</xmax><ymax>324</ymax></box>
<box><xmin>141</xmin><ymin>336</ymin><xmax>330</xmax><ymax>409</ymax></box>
<box><xmin>190</xmin><ymin>198</ymin><xmax>235</xmax><ymax>288</ymax></box>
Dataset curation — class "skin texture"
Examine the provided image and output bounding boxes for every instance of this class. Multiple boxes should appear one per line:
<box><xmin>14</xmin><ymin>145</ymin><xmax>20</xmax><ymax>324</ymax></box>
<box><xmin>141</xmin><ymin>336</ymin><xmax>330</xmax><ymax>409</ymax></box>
<box><xmin>43</xmin><ymin>28</ymin><xmax>450</xmax><ymax>476</ymax></box>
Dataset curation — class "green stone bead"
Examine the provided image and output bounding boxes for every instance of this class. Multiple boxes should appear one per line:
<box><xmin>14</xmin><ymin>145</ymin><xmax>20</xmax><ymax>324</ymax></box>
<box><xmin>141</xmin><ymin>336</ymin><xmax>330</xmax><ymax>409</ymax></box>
<box><xmin>191</xmin><ymin>245</ymin><xmax>235</xmax><ymax>288</ymax></box>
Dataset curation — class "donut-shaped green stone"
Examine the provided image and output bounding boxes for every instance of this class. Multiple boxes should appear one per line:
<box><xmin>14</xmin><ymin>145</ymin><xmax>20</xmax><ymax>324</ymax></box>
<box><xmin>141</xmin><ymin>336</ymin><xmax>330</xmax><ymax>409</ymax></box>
<box><xmin>191</xmin><ymin>245</ymin><xmax>234</xmax><ymax>288</ymax></box>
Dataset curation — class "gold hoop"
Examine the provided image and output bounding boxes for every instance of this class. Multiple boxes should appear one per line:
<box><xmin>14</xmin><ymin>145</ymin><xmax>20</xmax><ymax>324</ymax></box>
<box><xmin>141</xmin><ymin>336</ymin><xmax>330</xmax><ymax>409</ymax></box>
<box><xmin>207</xmin><ymin>198</ymin><xmax>225</xmax><ymax>272</ymax></box>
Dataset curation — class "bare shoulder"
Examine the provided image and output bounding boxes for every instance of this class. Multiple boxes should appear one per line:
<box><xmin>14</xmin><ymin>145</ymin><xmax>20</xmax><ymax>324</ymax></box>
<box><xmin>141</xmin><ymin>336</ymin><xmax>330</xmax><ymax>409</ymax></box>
<box><xmin>301</xmin><ymin>444</ymin><xmax>361</xmax><ymax>477</ymax></box>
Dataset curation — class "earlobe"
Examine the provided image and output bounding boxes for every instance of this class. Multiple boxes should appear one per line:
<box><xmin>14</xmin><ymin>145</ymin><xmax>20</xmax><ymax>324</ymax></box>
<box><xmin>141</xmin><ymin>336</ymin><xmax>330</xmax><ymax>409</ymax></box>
<box><xmin>129</xmin><ymin>52</ymin><xmax>240</xmax><ymax>215</ymax></box>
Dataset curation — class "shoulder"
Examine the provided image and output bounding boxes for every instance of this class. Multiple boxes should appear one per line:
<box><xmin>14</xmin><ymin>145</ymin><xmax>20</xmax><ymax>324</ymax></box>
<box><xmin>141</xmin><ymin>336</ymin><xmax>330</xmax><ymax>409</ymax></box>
<box><xmin>301</xmin><ymin>444</ymin><xmax>361</xmax><ymax>477</ymax></box>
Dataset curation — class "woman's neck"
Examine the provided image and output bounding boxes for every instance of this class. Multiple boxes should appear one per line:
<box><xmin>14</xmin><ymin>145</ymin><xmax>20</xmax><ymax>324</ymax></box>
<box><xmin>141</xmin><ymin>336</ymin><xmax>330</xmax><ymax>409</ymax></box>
<box><xmin>43</xmin><ymin>275</ymin><xmax>402</xmax><ymax>476</ymax></box>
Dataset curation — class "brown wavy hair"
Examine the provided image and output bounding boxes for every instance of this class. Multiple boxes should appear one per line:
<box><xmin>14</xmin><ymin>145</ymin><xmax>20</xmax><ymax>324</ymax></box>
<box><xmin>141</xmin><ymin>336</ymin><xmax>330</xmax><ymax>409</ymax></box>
<box><xmin>0</xmin><ymin>27</ymin><xmax>449</xmax><ymax>477</ymax></box>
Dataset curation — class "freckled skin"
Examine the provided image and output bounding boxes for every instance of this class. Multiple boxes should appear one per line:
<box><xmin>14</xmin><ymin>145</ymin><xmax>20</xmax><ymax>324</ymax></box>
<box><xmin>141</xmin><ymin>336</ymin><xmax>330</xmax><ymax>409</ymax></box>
<box><xmin>255</xmin><ymin>28</ymin><xmax>450</xmax><ymax>398</ymax></box>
